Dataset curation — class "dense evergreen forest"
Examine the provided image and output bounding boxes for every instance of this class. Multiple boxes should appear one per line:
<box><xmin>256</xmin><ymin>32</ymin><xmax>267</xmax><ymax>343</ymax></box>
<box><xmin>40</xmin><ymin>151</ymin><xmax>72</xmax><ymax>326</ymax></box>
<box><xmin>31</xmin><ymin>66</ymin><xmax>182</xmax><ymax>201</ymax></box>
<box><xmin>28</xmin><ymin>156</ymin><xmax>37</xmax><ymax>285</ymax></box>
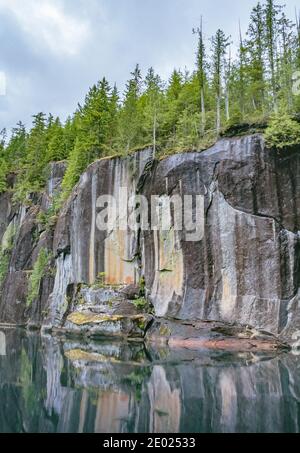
<box><xmin>1</xmin><ymin>0</ymin><xmax>300</xmax><ymax>205</ymax></box>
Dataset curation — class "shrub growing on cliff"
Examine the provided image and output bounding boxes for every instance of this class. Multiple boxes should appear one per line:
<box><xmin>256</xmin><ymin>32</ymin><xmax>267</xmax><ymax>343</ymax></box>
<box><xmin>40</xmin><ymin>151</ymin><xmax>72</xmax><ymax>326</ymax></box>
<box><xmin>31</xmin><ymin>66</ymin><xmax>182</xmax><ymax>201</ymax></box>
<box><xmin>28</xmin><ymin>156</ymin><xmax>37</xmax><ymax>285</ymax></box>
<box><xmin>27</xmin><ymin>248</ymin><xmax>52</xmax><ymax>307</ymax></box>
<box><xmin>37</xmin><ymin>194</ymin><xmax>64</xmax><ymax>230</ymax></box>
<box><xmin>0</xmin><ymin>223</ymin><xmax>16</xmax><ymax>287</ymax></box>
<box><xmin>61</xmin><ymin>138</ymin><xmax>88</xmax><ymax>195</ymax></box>
<box><xmin>264</xmin><ymin>111</ymin><xmax>300</xmax><ymax>149</ymax></box>
<box><xmin>0</xmin><ymin>158</ymin><xmax>8</xmax><ymax>193</ymax></box>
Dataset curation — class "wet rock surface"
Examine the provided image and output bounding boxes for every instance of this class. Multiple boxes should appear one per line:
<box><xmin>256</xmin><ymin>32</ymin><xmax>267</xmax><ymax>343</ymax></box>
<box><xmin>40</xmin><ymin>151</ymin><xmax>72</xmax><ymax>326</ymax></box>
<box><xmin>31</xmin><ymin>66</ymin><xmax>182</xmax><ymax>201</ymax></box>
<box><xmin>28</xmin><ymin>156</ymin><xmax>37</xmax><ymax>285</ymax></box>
<box><xmin>146</xmin><ymin>319</ymin><xmax>289</xmax><ymax>352</ymax></box>
<box><xmin>0</xmin><ymin>162</ymin><xmax>67</xmax><ymax>326</ymax></box>
<box><xmin>0</xmin><ymin>136</ymin><xmax>300</xmax><ymax>347</ymax></box>
<box><xmin>0</xmin><ymin>192</ymin><xmax>12</xmax><ymax>242</ymax></box>
<box><xmin>63</xmin><ymin>310</ymin><xmax>152</xmax><ymax>340</ymax></box>
<box><xmin>141</xmin><ymin>136</ymin><xmax>300</xmax><ymax>343</ymax></box>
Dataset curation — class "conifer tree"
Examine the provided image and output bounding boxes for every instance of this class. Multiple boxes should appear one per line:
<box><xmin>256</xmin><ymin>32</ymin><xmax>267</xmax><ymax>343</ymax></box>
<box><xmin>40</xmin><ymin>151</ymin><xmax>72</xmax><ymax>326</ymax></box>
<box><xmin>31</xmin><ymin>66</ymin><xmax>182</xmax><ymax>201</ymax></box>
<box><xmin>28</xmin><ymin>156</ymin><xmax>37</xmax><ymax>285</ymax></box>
<box><xmin>295</xmin><ymin>10</ymin><xmax>300</xmax><ymax>68</ymax></box>
<box><xmin>193</xmin><ymin>17</ymin><xmax>207</xmax><ymax>134</ymax></box>
<box><xmin>167</xmin><ymin>69</ymin><xmax>183</xmax><ymax>101</ymax></box>
<box><xmin>62</xmin><ymin>78</ymin><xmax>115</xmax><ymax>193</ymax></box>
<box><xmin>246</xmin><ymin>3</ymin><xmax>266</xmax><ymax>112</ymax></box>
<box><xmin>278</xmin><ymin>12</ymin><xmax>294</xmax><ymax>109</ymax></box>
<box><xmin>64</xmin><ymin>116</ymin><xmax>77</xmax><ymax>159</ymax></box>
<box><xmin>264</xmin><ymin>0</ymin><xmax>282</xmax><ymax>110</ymax></box>
<box><xmin>107</xmin><ymin>84</ymin><xmax>120</xmax><ymax>149</ymax></box>
<box><xmin>46</xmin><ymin>117</ymin><xmax>66</xmax><ymax>162</ymax></box>
<box><xmin>24</xmin><ymin>112</ymin><xmax>47</xmax><ymax>188</ymax></box>
<box><xmin>225</xmin><ymin>47</ymin><xmax>232</xmax><ymax>121</ymax></box>
<box><xmin>235</xmin><ymin>22</ymin><xmax>247</xmax><ymax>118</ymax></box>
<box><xmin>161</xmin><ymin>70</ymin><xmax>184</xmax><ymax>145</ymax></box>
<box><xmin>211</xmin><ymin>29</ymin><xmax>230</xmax><ymax>134</ymax></box>
<box><xmin>119</xmin><ymin>64</ymin><xmax>142</xmax><ymax>151</ymax></box>
<box><xmin>142</xmin><ymin>67</ymin><xmax>163</xmax><ymax>155</ymax></box>
<box><xmin>5</xmin><ymin>121</ymin><xmax>26</xmax><ymax>171</ymax></box>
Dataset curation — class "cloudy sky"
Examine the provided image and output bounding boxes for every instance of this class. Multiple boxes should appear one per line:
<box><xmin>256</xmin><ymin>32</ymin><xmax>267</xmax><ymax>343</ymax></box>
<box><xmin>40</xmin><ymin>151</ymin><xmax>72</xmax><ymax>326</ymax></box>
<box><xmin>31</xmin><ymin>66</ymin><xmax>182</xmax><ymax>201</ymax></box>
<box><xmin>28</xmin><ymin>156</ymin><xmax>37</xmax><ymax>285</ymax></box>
<box><xmin>0</xmin><ymin>0</ymin><xmax>298</xmax><ymax>132</ymax></box>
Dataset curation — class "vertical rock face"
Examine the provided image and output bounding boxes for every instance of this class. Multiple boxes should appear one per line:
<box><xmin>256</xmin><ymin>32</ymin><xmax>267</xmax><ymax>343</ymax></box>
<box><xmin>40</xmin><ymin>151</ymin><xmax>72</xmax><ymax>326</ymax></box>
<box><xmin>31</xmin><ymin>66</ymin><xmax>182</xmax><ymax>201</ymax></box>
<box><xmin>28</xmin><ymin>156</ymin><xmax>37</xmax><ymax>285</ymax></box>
<box><xmin>0</xmin><ymin>162</ymin><xmax>67</xmax><ymax>325</ymax></box>
<box><xmin>141</xmin><ymin>135</ymin><xmax>300</xmax><ymax>341</ymax></box>
<box><xmin>48</xmin><ymin>149</ymin><xmax>153</xmax><ymax>328</ymax></box>
<box><xmin>53</xmin><ymin>150</ymin><xmax>152</xmax><ymax>284</ymax></box>
<box><xmin>0</xmin><ymin>136</ymin><xmax>300</xmax><ymax>343</ymax></box>
<box><xmin>0</xmin><ymin>192</ymin><xmax>12</xmax><ymax>242</ymax></box>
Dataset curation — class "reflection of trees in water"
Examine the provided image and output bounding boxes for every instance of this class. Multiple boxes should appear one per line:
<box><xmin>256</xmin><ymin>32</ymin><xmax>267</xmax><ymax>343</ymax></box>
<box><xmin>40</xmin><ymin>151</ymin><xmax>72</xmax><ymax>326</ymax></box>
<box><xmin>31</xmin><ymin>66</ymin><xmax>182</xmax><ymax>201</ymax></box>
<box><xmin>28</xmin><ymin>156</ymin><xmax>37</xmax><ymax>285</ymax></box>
<box><xmin>1</xmin><ymin>330</ymin><xmax>300</xmax><ymax>433</ymax></box>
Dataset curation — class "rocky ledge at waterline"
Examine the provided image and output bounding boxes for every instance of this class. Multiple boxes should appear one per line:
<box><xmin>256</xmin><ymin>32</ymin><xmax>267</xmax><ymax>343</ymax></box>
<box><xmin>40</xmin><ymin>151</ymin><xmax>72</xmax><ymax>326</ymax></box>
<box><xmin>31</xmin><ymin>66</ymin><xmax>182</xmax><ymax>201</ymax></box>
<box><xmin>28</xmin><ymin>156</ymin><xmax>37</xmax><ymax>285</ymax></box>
<box><xmin>0</xmin><ymin>134</ymin><xmax>300</xmax><ymax>350</ymax></box>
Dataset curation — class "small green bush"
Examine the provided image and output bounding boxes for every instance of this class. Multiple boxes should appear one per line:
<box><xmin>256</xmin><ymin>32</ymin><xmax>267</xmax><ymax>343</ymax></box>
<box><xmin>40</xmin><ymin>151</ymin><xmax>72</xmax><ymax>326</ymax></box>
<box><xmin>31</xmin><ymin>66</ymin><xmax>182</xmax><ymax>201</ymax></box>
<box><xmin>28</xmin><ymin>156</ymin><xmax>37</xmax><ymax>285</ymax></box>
<box><xmin>265</xmin><ymin>111</ymin><xmax>300</xmax><ymax>149</ymax></box>
<box><xmin>132</xmin><ymin>297</ymin><xmax>147</xmax><ymax>309</ymax></box>
<box><xmin>37</xmin><ymin>194</ymin><xmax>64</xmax><ymax>230</ymax></box>
<box><xmin>27</xmin><ymin>248</ymin><xmax>52</xmax><ymax>307</ymax></box>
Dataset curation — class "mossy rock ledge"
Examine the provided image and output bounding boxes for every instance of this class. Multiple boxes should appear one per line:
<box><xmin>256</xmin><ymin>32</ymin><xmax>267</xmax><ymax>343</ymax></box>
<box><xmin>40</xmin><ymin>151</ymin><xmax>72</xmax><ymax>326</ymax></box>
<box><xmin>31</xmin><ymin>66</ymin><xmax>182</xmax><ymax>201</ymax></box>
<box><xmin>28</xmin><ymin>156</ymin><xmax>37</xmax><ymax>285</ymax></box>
<box><xmin>60</xmin><ymin>309</ymin><xmax>153</xmax><ymax>340</ymax></box>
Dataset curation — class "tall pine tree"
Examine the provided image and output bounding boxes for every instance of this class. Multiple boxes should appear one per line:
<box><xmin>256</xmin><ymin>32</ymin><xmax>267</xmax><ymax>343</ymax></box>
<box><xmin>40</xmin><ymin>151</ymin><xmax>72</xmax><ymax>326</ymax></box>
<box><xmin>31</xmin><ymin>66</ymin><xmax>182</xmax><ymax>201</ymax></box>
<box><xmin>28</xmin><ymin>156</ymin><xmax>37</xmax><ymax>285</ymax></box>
<box><xmin>211</xmin><ymin>29</ymin><xmax>230</xmax><ymax>135</ymax></box>
<box><xmin>193</xmin><ymin>17</ymin><xmax>207</xmax><ymax>134</ymax></box>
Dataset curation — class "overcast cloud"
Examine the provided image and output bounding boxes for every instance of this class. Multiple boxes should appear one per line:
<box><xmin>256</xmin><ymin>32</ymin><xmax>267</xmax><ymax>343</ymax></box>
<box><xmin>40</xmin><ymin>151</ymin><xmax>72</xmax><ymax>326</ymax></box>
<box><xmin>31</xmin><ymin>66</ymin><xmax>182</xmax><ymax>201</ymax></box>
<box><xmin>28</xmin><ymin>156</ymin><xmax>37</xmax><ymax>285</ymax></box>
<box><xmin>0</xmin><ymin>0</ymin><xmax>297</xmax><ymax>131</ymax></box>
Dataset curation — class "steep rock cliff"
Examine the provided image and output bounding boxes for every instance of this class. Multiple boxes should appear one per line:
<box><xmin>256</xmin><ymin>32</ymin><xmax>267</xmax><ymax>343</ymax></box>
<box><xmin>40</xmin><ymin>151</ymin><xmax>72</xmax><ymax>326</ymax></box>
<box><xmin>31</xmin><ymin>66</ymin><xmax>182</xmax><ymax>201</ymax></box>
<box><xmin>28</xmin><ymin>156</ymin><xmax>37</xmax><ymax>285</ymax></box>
<box><xmin>0</xmin><ymin>162</ymin><xmax>67</xmax><ymax>325</ymax></box>
<box><xmin>0</xmin><ymin>135</ymin><xmax>299</xmax><ymax>345</ymax></box>
<box><xmin>142</xmin><ymin>135</ymin><xmax>300</xmax><ymax>340</ymax></box>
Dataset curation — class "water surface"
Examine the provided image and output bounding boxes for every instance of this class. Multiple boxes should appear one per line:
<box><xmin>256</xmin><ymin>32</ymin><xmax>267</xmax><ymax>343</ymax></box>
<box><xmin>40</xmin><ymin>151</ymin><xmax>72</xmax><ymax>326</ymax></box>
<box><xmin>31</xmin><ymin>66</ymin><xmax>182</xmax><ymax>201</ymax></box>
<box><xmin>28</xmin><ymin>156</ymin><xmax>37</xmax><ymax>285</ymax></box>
<box><xmin>0</xmin><ymin>328</ymin><xmax>299</xmax><ymax>433</ymax></box>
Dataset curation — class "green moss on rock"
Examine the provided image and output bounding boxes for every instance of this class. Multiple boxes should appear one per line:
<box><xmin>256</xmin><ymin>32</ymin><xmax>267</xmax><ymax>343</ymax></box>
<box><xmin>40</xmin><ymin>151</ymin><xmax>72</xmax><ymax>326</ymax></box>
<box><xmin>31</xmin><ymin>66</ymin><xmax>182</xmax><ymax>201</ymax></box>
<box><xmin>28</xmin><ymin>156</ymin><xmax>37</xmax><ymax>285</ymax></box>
<box><xmin>67</xmin><ymin>311</ymin><xmax>148</xmax><ymax>326</ymax></box>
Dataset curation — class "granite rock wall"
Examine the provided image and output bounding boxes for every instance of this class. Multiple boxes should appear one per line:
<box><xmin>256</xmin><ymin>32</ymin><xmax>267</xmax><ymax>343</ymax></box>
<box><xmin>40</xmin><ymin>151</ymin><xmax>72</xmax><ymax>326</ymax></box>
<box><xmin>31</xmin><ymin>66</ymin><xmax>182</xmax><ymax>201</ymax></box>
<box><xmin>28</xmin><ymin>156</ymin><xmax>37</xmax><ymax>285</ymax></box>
<box><xmin>1</xmin><ymin>136</ymin><xmax>300</xmax><ymax>345</ymax></box>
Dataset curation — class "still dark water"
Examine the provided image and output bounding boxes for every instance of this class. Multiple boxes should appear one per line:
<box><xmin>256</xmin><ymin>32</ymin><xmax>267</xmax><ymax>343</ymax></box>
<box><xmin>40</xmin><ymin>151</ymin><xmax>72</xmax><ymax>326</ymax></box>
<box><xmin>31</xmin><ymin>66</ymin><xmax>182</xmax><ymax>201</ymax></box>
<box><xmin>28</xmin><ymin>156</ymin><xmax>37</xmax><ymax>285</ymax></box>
<box><xmin>0</xmin><ymin>328</ymin><xmax>300</xmax><ymax>433</ymax></box>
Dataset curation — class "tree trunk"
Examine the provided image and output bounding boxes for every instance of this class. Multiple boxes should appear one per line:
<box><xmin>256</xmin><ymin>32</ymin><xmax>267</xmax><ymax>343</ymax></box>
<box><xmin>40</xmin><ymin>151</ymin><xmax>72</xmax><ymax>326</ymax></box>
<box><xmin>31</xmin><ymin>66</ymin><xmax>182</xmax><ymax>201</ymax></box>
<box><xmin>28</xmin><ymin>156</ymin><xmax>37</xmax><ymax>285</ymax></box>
<box><xmin>216</xmin><ymin>96</ymin><xmax>221</xmax><ymax>136</ymax></box>
<box><xmin>200</xmin><ymin>88</ymin><xmax>206</xmax><ymax>135</ymax></box>
<box><xmin>153</xmin><ymin>109</ymin><xmax>157</xmax><ymax>158</ymax></box>
<box><xmin>225</xmin><ymin>87</ymin><xmax>230</xmax><ymax>122</ymax></box>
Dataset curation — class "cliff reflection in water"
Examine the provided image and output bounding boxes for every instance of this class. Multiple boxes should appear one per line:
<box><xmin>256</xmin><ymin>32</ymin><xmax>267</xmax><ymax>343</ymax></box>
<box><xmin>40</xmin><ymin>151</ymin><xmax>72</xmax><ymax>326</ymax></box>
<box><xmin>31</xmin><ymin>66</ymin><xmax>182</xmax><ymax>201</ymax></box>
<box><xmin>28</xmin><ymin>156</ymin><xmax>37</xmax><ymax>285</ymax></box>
<box><xmin>0</xmin><ymin>329</ymin><xmax>300</xmax><ymax>433</ymax></box>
